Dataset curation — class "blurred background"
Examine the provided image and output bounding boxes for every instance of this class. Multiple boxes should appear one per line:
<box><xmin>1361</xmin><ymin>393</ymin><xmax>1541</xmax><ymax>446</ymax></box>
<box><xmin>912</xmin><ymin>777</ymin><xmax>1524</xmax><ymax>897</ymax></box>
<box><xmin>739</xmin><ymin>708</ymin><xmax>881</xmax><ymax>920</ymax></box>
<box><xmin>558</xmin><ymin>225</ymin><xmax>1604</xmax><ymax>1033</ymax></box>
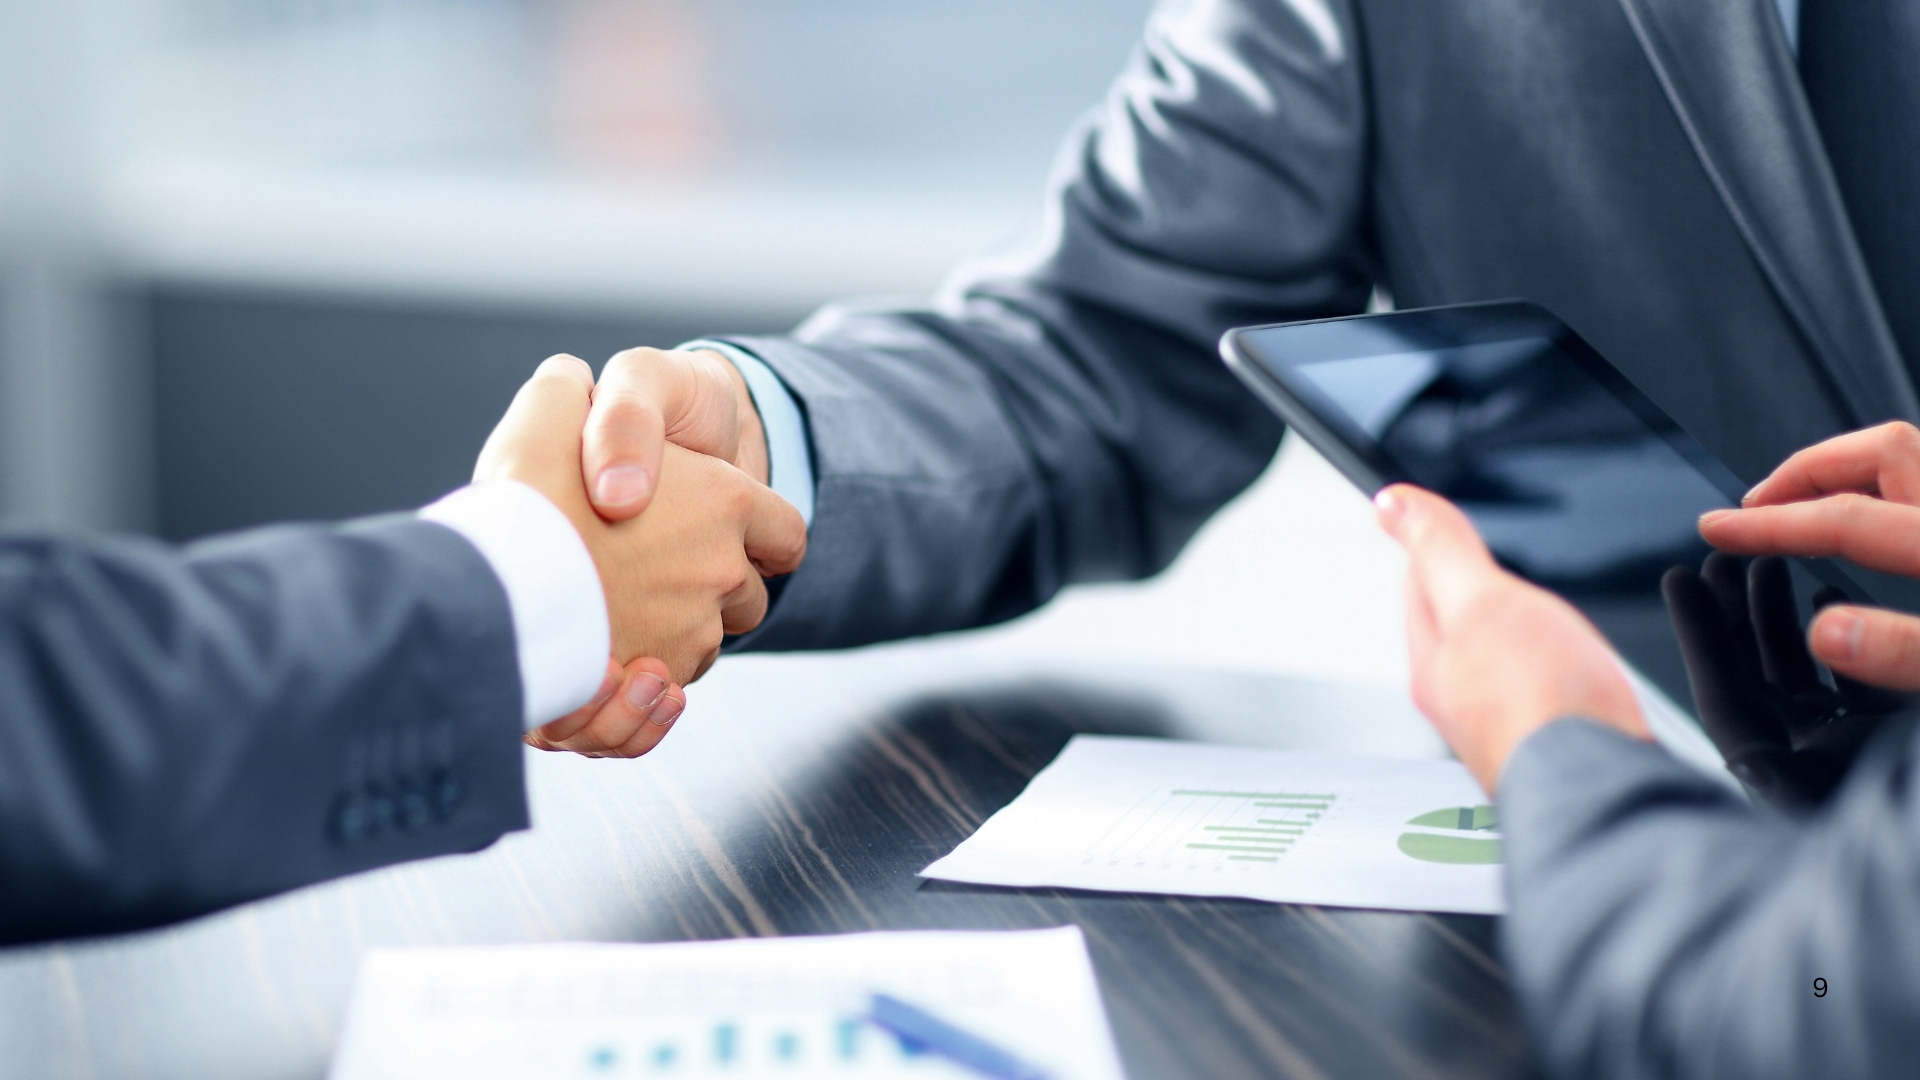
<box><xmin>0</xmin><ymin>0</ymin><xmax>1157</xmax><ymax>539</ymax></box>
<box><xmin>0</xmin><ymin>0</ymin><xmax>1415</xmax><ymax>688</ymax></box>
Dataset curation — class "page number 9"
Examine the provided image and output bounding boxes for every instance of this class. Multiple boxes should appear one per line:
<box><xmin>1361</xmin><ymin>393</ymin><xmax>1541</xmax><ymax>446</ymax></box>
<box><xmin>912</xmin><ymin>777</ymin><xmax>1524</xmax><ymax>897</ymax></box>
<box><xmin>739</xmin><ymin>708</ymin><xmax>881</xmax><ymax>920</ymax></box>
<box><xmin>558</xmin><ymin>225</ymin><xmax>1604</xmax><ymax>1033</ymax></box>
<box><xmin>1814</xmin><ymin>978</ymin><xmax>1828</xmax><ymax>998</ymax></box>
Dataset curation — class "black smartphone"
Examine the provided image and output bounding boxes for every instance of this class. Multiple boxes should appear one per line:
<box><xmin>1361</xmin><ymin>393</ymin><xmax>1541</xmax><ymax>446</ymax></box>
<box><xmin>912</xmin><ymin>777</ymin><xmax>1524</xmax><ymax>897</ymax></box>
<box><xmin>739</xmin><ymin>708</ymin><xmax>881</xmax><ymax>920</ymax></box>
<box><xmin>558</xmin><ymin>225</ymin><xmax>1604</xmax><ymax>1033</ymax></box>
<box><xmin>1220</xmin><ymin>300</ymin><xmax>1883</xmax><ymax>721</ymax></box>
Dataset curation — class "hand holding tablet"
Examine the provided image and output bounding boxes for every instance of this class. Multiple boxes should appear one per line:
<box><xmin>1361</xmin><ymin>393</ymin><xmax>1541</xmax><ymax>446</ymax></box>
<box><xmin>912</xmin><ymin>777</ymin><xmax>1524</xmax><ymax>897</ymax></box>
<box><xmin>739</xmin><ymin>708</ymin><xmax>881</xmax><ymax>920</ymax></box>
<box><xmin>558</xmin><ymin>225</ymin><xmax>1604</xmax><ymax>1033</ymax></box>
<box><xmin>1220</xmin><ymin>301</ymin><xmax>1907</xmax><ymax>800</ymax></box>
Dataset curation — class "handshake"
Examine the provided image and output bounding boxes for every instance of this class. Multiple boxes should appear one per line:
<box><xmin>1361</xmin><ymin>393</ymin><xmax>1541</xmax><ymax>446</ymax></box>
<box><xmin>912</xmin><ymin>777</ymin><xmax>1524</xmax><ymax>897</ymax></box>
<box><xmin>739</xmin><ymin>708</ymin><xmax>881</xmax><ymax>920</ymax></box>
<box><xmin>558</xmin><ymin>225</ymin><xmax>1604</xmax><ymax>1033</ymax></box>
<box><xmin>473</xmin><ymin>348</ymin><xmax>805</xmax><ymax>759</ymax></box>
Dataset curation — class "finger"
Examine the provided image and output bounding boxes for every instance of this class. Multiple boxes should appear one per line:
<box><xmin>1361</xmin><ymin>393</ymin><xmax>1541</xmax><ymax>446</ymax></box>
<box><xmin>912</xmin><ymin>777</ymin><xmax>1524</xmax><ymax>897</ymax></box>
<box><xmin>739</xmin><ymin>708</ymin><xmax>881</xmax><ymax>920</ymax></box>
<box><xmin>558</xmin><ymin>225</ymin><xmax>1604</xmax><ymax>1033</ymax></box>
<box><xmin>1375</xmin><ymin>484</ymin><xmax>1499</xmax><ymax>631</ymax></box>
<box><xmin>1402</xmin><ymin>568</ymin><xmax>1442</xmax><ymax>720</ymax></box>
<box><xmin>1698</xmin><ymin>496</ymin><xmax>1920</xmax><ymax>579</ymax></box>
<box><xmin>1809</xmin><ymin>586</ymin><xmax>1912</xmax><ymax>710</ymax></box>
<box><xmin>536</xmin><ymin>658</ymin><xmax>680</xmax><ymax>757</ymax></box>
<box><xmin>1743</xmin><ymin>422</ymin><xmax>1920</xmax><ymax>508</ymax></box>
<box><xmin>1748</xmin><ymin>556</ymin><xmax>1821</xmax><ymax>694</ymax></box>
<box><xmin>582</xmin><ymin>349</ymin><xmax>674</xmax><ymax>520</ymax></box>
<box><xmin>740</xmin><ymin>476</ymin><xmax>808</xmax><ymax>578</ymax></box>
<box><xmin>1661</xmin><ymin>565</ymin><xmax>1790</xmax><ymax>757</ymax></box>
<box><xmin>474</xmin><ymin>354</ymin><xmax>595</xmax><ymax>485</ymax></box>
<box><xmin>585</xmin><ymin>349</ymin><xmax>742</xmax><ymax>521</ymax></box>
<box><xmin>524</xmin><ymin>659</ymin><xmax>622</xmax><ymax>750</ymax></box>
<box><xmin>1701</xmin><ymin>551</ymin><xmax>1763</xmax><ymax>680</ymax></box>
<box><xmin>609</xmin><ymin>687</ymin><xmax>686</xmax><ymax>758</ymax></box>
<box><xmin>1810</xmin><ymin>605</ymin><xmax>1920</xmax><ymax>693</ymax></box>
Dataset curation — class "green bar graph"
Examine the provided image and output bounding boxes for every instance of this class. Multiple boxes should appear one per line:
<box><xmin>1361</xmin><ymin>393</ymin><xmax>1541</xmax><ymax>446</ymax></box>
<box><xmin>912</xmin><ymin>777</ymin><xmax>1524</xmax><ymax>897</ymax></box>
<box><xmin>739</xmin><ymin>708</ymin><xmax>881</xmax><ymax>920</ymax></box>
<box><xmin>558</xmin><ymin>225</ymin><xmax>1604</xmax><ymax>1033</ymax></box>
<box><xmin>1203</xmin><ymin>825</ymin><xmax>1304</xmax><ymax>835</ymax></box>
<box><xmin>1172</xmin><ymin>790</ymin><xmax>1335</xmax><ymax>799</ymax></box>
<box><xmin>1088</xmin><ymin>787</ymin><xmax>1335</xmax><ymax>866</ymax></box>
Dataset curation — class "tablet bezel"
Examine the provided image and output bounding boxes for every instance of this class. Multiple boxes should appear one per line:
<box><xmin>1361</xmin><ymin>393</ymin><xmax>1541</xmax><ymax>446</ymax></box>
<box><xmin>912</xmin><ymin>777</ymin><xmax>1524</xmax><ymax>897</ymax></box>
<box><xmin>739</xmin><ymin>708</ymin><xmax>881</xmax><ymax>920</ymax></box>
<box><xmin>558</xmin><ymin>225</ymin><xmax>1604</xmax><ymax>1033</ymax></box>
<box><xmin>1218</xmin><ymin>299</ymin><xmax>1750</xmax><ymax>508</ymax></box>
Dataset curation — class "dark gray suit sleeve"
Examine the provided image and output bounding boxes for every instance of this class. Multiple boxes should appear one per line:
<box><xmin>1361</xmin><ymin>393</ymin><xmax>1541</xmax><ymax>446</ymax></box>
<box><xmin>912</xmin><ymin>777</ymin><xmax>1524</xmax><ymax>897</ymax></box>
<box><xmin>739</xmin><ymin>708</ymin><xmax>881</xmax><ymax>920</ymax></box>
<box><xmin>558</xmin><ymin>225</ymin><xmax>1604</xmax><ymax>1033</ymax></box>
<box><xmin>0</xmin><ymin>516</ymin><xmax>529</xmax><ymax>944</ymax></box>
<box><xmin>1499</xmin><ymin>717</ymin><xmax>1920</xmax><ymax>1080</ymax></box>
<box><xmin>721</xmin><ymin>0</ymin><xmax>1371</xmax><ymax>650</ymax></box>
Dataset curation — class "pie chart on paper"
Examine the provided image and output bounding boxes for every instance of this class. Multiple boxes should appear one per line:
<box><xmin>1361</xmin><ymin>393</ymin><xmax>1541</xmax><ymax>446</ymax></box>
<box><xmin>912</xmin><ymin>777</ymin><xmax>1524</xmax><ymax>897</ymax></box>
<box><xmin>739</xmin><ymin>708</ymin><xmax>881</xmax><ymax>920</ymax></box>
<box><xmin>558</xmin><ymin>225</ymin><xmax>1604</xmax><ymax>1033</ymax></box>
<box><xmin>1397</xmin><ymin>805</ymin><xmax>1502</xmax><ymax>865</ymax></box>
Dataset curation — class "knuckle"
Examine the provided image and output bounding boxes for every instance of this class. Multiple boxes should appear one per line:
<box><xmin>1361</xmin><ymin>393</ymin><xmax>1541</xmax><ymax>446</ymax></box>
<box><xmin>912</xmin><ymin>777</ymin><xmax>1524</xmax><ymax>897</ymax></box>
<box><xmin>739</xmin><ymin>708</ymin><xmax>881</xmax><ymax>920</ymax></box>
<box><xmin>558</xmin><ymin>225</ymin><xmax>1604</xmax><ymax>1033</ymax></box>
<box><xmin>594</xmin><ymin>393</ymin><xmax>660</xmax><ymax>425</ymax></box>
<box><xmin>607</xmin><ymin>345</ymin><xmax>666</xmax><ymax>368</ymax></box>
<box><xmin>600</xmin><ymin>347</ymin><xmax>671</xmax><ymax>388</ymax></box>
<box><xmin>695</xmin><ymin>621</ymin><xmax>726</xmax><ymax>660</ymax></box>
<box><xmin>1830</xmin><ymin>492</ymin><xmax>1875</xmax><ymax>527</ymax></box>
<box><xmin>538</xmin><ymin>353</ymin><xmax>593</xmax><ymax>382</ymax></box>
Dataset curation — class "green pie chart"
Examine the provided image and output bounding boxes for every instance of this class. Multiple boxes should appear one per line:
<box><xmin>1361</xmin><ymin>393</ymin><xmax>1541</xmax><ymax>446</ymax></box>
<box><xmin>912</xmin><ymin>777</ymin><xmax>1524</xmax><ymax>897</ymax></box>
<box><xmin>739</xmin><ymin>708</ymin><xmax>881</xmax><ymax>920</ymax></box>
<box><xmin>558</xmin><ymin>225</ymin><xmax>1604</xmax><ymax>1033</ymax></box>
<box><xmin>1397</xmin><ymin>805</ymin><xmax>1501</xmax><ymax>864</ymax></box>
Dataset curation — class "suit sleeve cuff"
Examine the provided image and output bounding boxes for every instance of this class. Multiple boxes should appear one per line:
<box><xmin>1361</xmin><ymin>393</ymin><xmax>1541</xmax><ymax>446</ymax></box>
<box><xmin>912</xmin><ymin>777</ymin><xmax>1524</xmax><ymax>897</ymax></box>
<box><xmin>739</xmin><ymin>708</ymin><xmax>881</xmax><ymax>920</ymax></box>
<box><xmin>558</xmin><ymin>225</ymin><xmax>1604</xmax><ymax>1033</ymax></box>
<box><xmin>681</xmin><ymin>339</ymin><xmax>815</xmax><ymax>526</ymax></box>
<box><xmin>419</xmin><ymin>480</ymin><xmax>610</xmax><ymax>729</ymax></box>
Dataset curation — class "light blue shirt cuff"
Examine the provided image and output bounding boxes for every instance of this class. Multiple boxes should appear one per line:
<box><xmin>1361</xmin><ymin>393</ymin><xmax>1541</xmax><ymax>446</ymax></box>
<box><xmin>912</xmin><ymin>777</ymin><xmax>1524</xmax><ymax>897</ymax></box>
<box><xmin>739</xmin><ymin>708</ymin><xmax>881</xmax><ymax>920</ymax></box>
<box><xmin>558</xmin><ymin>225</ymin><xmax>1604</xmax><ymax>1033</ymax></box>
<box><xmin>680</xmin><ymin>340</ymin><xmax>815</xmax><ymax>527</ymax></box>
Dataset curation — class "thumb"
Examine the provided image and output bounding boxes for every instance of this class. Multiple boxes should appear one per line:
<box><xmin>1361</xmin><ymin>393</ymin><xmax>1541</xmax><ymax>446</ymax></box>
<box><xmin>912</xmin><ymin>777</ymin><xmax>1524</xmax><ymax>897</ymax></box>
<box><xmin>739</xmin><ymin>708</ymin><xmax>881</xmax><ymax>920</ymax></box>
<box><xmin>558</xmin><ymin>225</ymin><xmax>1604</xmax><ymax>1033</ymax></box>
<box><xmin>1375</xmin><ymin>484</ymin><xmax>1501</xmax><ymax>632</ymax></box>
<box><xmin>474</xmin><ymin>355</ymin><xmax>594</xmax><ymax>489</ymax></box>
<box><xmin>1810</xmin><ymin>605</ymin><xmax>1920</xmax><ymax>692</ymax></box>
<box><xmin>585</xmin><ymin>348</ymin><xmax>741</xmax><ymax>521</ymax></box>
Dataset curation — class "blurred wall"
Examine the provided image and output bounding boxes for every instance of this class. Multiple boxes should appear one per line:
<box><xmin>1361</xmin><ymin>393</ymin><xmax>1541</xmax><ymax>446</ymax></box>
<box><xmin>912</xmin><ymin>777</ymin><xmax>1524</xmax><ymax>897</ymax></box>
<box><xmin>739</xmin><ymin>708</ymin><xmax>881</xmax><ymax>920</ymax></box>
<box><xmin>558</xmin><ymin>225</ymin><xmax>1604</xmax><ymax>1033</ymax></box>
<box><xmin>0</xmin><ymin>0</ymin><xmax>1159</xmax><ymax>537</ymax></box>
<box><xmin>149</xmin><ymin>288</ymin><xmax>803</xmax><ymax>538</ymax></box>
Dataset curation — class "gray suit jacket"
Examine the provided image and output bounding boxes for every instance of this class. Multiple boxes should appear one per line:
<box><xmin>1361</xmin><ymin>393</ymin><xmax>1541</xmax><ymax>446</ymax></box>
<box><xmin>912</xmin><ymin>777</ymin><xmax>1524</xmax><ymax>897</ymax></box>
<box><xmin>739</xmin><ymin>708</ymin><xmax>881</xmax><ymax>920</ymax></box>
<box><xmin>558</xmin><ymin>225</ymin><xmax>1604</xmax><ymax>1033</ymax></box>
<box><xmin>723</xmin><ymin>0</ymin><xmax>1918</xmax><ymax>652</ymax></box>
<box><xmin>1503</xmin><ymin>718</ymin><xmax>1920</xmax><ymax>1078</ymax></box>
<box><xmin>0</xmin><ymin>516</ymin><xmax>529</xmax><ymax>944</ymax></box>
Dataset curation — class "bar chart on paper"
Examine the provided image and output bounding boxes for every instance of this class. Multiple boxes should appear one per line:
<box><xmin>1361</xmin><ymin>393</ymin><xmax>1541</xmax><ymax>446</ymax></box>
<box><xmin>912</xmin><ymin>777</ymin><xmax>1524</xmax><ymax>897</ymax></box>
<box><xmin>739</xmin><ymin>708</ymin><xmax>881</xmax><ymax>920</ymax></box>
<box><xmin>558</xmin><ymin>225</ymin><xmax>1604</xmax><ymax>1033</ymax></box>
<box><xmin>924</xmin><ymin>736</ymin><xmax>1505</xmax><ymax>915</ymax></box>
<box><xmin>328</xmin><ymin>928</ymin><xmax>1127</xmax><ymax>1080</ymax></box>
<box><xmin>1086</xmin><ymin>788</ymin><xmax>1335</xmax><ymax>866</ymax></box>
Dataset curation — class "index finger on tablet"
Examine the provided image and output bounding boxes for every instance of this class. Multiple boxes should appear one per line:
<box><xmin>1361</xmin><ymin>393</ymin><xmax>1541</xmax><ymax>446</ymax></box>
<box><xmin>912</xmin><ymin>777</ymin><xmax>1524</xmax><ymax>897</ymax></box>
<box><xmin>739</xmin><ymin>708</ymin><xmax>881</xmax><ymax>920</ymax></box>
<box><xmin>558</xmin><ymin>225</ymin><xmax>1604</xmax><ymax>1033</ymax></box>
<box><xmin>1701</xmin><ymin>496</ymin><xmax>1920</xmax><ymax>578</ymax></box>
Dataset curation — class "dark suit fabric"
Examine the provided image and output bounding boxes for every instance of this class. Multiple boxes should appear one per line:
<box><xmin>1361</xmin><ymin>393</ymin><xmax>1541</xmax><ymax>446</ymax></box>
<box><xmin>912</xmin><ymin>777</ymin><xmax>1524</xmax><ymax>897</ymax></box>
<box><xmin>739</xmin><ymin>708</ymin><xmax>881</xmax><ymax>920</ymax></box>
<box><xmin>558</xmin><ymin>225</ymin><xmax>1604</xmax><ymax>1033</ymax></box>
<box><xmin>1502</xmin><ymin>718</ymin><xmax>1920</xmax><ymax>1079</ymax></box>
<box><xmin>726</xmin><ymin>0</ymin><xmax>1917</xmax><ymax>654</ymax></box>
<box><xmin>0</xmin><ymin>516</ymin><xmax>528</xmax><ymax>945</ymax></box>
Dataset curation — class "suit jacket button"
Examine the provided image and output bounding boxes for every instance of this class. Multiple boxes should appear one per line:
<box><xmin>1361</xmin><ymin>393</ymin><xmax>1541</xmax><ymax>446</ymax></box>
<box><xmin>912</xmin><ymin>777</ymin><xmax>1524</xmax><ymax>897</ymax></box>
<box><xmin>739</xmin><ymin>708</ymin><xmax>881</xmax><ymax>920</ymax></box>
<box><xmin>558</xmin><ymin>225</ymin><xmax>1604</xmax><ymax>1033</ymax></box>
<box><xmin>331</xmin><ymin>793</ymin><xmax>369</xmax><ymax>842</ymax></box>
<box><xmin>364</xmin><ymin>788</ymin><xmax>395</xmax><ymax>836</ymax></box>
<box><xmin>433</xmin><ymin>772</ymin><xmax>463</xmax><ymax>821</ymax></box>
<box><xmin>397</xmin><ymin>779</ymin><xmax>433</xmax><ymax>830</ymax></box>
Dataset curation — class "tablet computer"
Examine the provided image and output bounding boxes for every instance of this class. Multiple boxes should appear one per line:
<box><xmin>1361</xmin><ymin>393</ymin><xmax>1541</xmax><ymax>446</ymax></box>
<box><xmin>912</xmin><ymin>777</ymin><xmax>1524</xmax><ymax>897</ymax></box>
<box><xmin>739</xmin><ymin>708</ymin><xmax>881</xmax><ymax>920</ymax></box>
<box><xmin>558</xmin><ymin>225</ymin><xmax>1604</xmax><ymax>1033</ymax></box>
<box><xmin>1220</xmin><ymin>300</ymin><xmax>1881</xmax><ymax>727</ymax></box>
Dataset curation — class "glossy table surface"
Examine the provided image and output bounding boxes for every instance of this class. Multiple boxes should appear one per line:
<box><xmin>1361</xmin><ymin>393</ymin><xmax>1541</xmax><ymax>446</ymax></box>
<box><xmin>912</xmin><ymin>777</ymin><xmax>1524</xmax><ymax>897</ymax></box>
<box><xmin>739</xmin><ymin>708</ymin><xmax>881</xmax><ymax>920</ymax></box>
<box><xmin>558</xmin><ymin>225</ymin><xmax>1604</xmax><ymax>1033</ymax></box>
<box><xmin>0</xmin><ymin>441</ymin><xmax>1544</xmax><ymax>1080</ymax></box>
<box><xmin>0</xmin><ymin>642</ymin><xmax>1540</xmax><ymax>1080</ymax></box>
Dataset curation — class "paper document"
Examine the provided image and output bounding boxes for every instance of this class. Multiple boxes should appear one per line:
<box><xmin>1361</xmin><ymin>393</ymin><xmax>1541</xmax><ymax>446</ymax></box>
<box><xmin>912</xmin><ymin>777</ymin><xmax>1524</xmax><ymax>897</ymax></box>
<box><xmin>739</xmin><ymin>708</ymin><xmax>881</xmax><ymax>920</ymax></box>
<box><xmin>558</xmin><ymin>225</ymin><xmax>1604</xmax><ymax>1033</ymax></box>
<box><xmin>329</xmin><ymin>926</ymin><xmax>1125</xmax><ymax>1080</ymax></box>
<box><xmin>922</xmin><ymin>736</ymin><xmax>1504</xmax><ymax>915</ymax></box>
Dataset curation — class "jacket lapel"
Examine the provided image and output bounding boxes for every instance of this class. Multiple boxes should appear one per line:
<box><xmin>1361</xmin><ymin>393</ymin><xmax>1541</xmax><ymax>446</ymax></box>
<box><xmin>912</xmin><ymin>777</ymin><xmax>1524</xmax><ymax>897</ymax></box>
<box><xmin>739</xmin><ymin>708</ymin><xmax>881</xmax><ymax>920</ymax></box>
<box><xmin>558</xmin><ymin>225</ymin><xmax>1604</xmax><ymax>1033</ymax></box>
<box><xmin>1617</xmin><ymin>0</ymin><xmax>1920</xmax><ymax>424</ymax></box>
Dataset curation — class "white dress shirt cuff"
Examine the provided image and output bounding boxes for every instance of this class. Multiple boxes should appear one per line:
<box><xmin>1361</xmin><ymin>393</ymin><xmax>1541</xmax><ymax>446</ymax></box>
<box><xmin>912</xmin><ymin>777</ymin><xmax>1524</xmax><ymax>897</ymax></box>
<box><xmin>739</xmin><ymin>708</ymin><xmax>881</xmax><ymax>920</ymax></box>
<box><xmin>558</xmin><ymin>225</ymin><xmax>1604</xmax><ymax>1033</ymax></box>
<box><xmin>419</xmin><ymin>480</ymin><xmax>610</xmax><ymax>729</ymax></box>
<box><xmin>681</xmin><ymin>339</ymin><xmax>816</xmax><ymax>526</ymax></box>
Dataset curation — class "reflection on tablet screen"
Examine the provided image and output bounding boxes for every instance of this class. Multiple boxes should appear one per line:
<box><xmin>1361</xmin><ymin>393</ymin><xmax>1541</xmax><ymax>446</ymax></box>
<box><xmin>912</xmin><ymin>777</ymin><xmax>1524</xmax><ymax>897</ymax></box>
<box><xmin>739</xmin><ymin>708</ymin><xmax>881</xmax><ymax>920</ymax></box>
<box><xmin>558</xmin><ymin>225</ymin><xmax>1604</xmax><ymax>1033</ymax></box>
<box><xmin>1294</xmin><ymin>337</ymin><xmax>1733</xmax><ymax>594</ymax></box>
<box><xmin>1224</xmin><ymin>302</ymin><xmax>1820</xmax><ymax>718</ymax></box>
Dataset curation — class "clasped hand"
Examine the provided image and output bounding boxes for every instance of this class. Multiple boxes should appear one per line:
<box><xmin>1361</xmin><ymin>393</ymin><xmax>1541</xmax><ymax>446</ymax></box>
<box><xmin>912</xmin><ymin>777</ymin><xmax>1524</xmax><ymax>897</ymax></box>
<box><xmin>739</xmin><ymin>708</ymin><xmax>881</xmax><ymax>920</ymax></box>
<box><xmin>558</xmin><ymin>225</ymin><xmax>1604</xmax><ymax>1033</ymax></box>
<box><xmin>473</xmin><ymin>349</ymin><xmax>799</xmax><ymax>757</ymax></box>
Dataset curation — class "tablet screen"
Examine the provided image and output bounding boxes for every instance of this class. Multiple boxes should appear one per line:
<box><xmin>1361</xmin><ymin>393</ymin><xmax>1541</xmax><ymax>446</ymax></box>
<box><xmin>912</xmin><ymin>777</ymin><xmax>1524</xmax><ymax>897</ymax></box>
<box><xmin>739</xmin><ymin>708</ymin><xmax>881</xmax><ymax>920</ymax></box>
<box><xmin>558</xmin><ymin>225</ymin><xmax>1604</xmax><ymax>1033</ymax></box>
<box><xmin>1225</xmin><ymin>302</ymin><xmax>1819</xmax><ymax>712</ymax></box>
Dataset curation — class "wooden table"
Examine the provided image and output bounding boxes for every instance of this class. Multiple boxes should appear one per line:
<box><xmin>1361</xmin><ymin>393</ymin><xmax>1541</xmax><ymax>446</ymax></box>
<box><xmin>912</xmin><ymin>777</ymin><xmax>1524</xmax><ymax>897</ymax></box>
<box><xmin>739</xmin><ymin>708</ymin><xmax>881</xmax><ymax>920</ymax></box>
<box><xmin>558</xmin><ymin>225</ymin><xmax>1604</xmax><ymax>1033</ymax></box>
<box><xmin>0</xmin><ymin>638</ymin><xmax>1541</xmax><ymax>1080</ymax></box>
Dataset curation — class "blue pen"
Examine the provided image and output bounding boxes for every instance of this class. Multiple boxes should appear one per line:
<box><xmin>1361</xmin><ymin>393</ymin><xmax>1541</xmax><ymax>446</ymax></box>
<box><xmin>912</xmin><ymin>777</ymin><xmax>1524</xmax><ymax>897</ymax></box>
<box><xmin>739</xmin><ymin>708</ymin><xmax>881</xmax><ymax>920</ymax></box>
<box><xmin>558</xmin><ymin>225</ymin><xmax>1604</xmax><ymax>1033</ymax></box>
<box><xmin>868</xmin><ymin>993</ymin><xmax>1055</xmax><ymax>1080</ymax></box>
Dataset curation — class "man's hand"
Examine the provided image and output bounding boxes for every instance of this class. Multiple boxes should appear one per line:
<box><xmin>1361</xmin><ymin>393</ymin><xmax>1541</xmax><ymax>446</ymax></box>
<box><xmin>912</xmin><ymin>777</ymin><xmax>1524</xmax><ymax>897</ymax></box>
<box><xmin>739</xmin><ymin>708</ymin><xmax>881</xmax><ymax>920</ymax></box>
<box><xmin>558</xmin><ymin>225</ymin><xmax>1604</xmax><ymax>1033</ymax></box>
<box><xmin>471</xmin><ymin>355</ymin><xmax>805</xmax><ymax>755</ymax></box>
<box><xmin>527</xmin><ymin>656</ymin><xmax>687</xmax><ymax>758</ymax></box>
<box><xmin>1376</xmin><ymin>484</ymin><xmax>1648</xmax><ymax>793</ymax></box>
<box><xmin>581</xmin><ymin>347</ymin><xmax>768</xmax><ymax>520</ymax></box>
<box><xmin>1700</xmin><ymin>421</ymin><xmax>1920</xmax><ymax>690</ymax></box>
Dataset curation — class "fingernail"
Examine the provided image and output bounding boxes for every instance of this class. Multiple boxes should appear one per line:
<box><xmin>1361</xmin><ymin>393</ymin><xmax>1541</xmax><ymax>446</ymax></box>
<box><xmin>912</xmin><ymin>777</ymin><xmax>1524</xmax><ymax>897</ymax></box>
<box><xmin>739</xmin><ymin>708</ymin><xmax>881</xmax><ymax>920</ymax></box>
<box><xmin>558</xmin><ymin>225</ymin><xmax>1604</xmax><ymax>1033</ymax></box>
<box><xmin>624</xmin><ymin>672</ymin><xmax>668</xmax><ymax>711</ymax></box>
<box><xmin>594</xmin><ymin>464</ymin><xmax>653</xmax><ymax>508</ymax></box>
<box><xmin>1814</xmin><ymin>610</ymin><xmax>1864</xmax><ymax>662</ymax></box>
<box><xmin>1741</xmin><ymin>487</ymin><xmax>1758</xmax><ymax>507</ymax></box>
<box><xmin>1699</xmin><ymin>509</ymin><xmax>1735</xmax><ymax>526</ymax></box>
<box><xmin>1374</xmin><ymin>487</ymin><xmax>1405</xmax><ymax>522</ymax></box>
<box><xmin>648</xmin><ymin>691</ymin><xmax>685</xmax><ymax>728</ymax></box>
